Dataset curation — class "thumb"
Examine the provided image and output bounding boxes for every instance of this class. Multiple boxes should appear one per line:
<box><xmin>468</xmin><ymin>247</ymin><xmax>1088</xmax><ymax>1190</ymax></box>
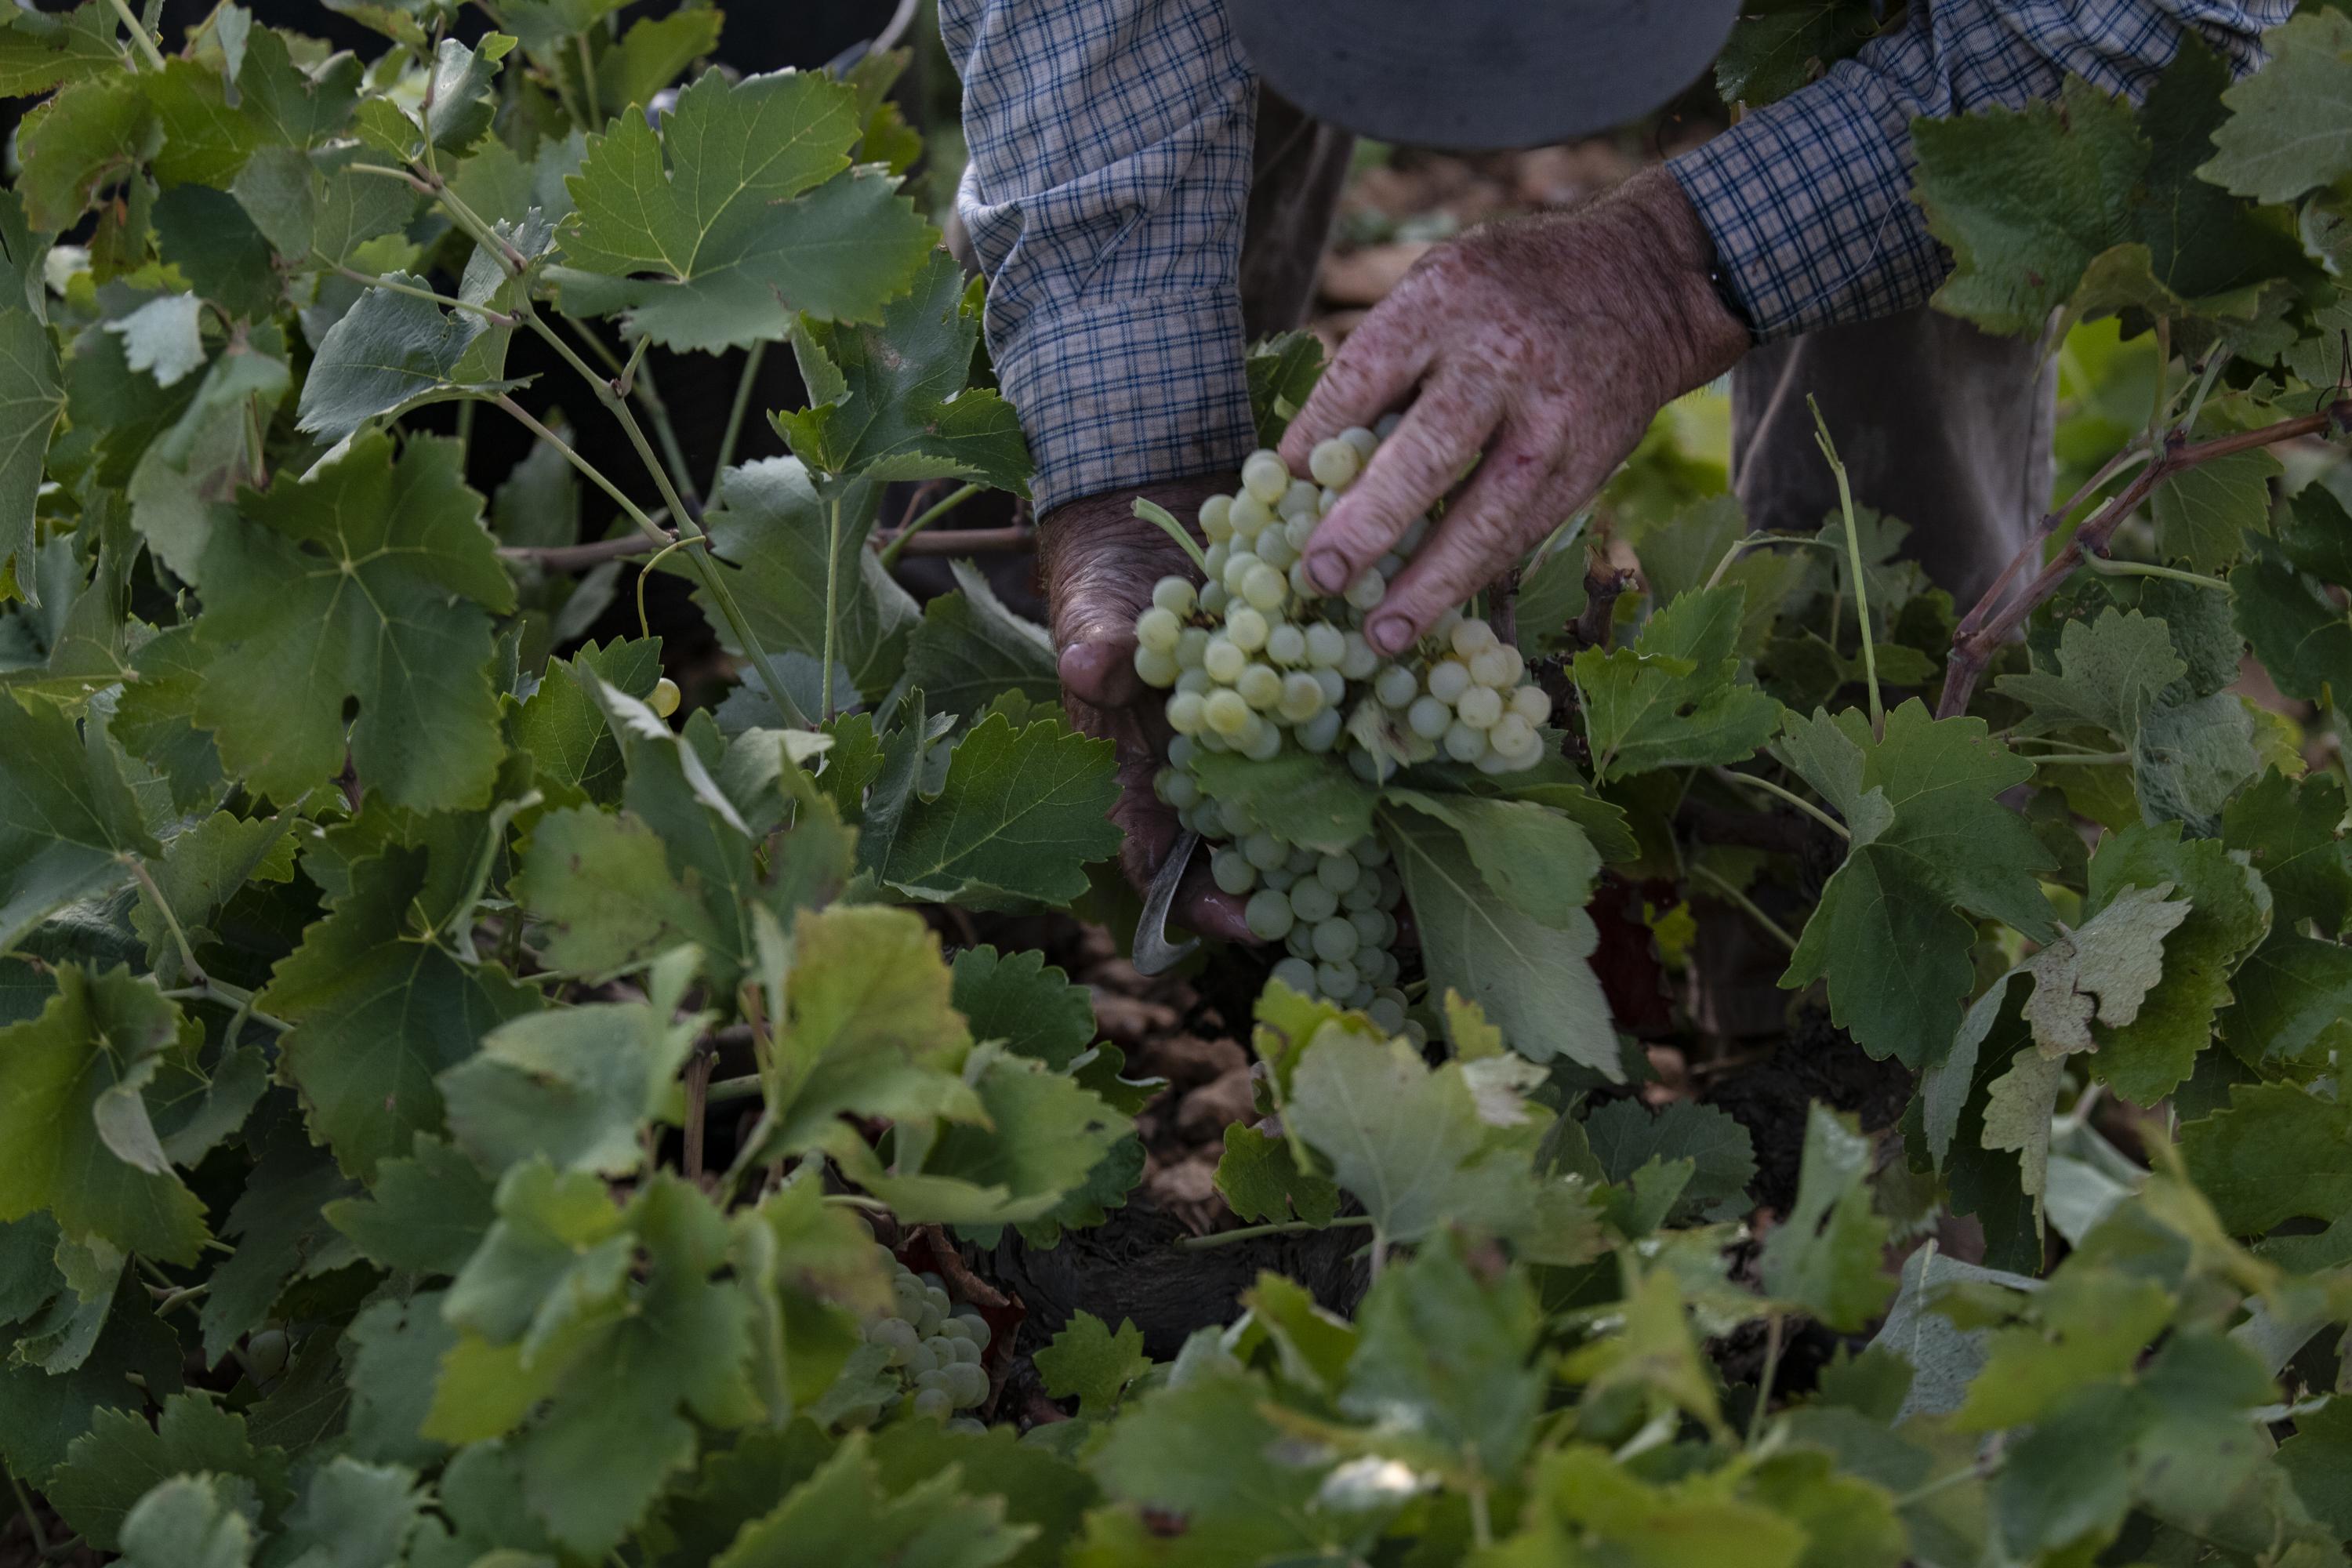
<box><xmin>1059</xmin><ymin>632</ymin><xmax>1142</xmax><ymax>712</ymax></box>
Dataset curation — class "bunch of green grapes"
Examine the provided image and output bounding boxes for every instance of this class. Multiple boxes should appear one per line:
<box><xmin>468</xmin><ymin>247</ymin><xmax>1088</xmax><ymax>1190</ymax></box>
<box><xmin>1132</xmin><ymin>427</ymin><xmax>1556</xmax><ymax>1016</ymax></box>
<box><xmin>855</xmin><ymin>1254</ymin><xmax>994</xmax><ymax>1432</ymax></box>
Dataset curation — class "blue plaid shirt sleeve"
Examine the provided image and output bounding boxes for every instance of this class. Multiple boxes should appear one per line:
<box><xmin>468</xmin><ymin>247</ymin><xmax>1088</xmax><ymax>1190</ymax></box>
<box><xmin>938</xmin><ymin>0</ymin><xmax>1258</xmax><ymax>514</ymax></box>
<box><xmin>1670</xmin><ymin>0</ymin><xmax>2296</xmax><ymax>341</ymax></box>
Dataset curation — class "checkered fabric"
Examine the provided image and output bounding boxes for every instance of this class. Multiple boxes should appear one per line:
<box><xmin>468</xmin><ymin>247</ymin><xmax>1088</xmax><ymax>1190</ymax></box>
<box><xmin>938</xmin><ymin>0</ymin><xmax>2292</xmax><ymax>512</ymax></box>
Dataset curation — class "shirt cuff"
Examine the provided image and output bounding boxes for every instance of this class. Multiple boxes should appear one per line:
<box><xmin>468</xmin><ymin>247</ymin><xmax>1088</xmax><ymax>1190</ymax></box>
<box><xmin>994</xmin><ymin>289</ymin><xmax>1257</xmax><ymax>514</ymax></box>
<box><xmin>1668</xmin><ymin>69</ymin><xmax>1951</xmax><ymax>341</ymax></box>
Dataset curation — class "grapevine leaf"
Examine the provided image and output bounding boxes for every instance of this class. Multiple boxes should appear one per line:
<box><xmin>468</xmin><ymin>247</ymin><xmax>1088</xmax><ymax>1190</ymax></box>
<box><xmin>1246</xmin><ymin>330</ymin><xmax>1326</xmax><ymax>445</ymax></box>
<box><xmin>103</xmin><ymin>295</ymin><xmax>205</xmax><ymax>390</ymax></box>
<box><xmin>16</xmin><ymin>78</ymin><xmax>155</xmax><ymax>234</ymax></box>
<box><xmin>2082</xmin><ymin>822</ymin><xmax>2270</xmax><ymax>1102</ymax></box>
<box><xmin>294</xmin><ymin>270</ymin><xmax>523</xmax><ymax>444</ymax></box>
<box><xmin>2278</xmin><ymin>1401</ymin><xmax>2352</xmax><ymax>1543</ymax></box>
<box><xmin>2016</xmin><ymin>881</ymin><xmax>2190</xmax><ymax>1057</ymax></box>
<box><xmin>2153</xmin><ymin>448</ymin><xmax>2278</xmax><ymax>572</ymax></box>
<box><xmin>1386</xmin><ymin>789</ymin><xmax>1600</xmax><ymax>927</ymax></box>
<box><xmin>2200</xmin><ymin>9</ymin><xmax>2352</xmax><ymax>203</ymax></box>
<box><xmin>905</xmin><ymin>558</ymin><xmax>1059</xmax><ymax>724</ymax></box>
<box><xmin>1995</xmin><ymin>608</ymin><xmax>2185</xmax><ymax>739</ymax></box>
<box><xmin>1716</xmin><ymin>1</ymin><xmax>1888</xmax><ymax>104</ymax></box>
<box><xmin>712</xmin><ymin>1435</ymin><xmax>1031</xmax><ymax>1568</ymax></box>
<box><xmin>0</xmin><ymin>4</ymin><xmax>119</xmax><ymax>99</ymax></box>
<box><xmin>2180</xmin><ymin>1081</ymin><xmax>2352</xmax><ymax>1234</ymax></box>
<box><xmin>1034</xmin><ymin>1312</ymin><xmax>1149</xmax><ymax>1418</ymax></box>
<box><xmin>2129</xmin><ymin>689</ymin><xmax>2259</xmax><ymax>838</ymax></box>
<box><xmin>1286</xmin><ymin>1025</ymin><xmax>1536</xmax><ymax>1246</ymax></box>
<box><xmin>129</xmin><ymin>811</ymin><xmax>294</xmax><ymax>984</ymax></box>
<box><xmin>1571</xmin><ymin>583</ymin><xmax>1778</xmax><ymax>782</ymax></box>
<box><xmin>833</xmin><ymin>1046</ymin><xmax>1123</xmax><ymax>1225</ymax></box>
<box><xmin>861</xmin><ymin>711</ymin><xmax>1120</xmax><ymax>908</ymax></box>
<box><xmin>695</xmin><ymin>458</ymin><xmax>916</xmax><ymax>702</ymax></box>
<box><xmin>1504</xmin><ymin>1444</ymin><xmax>1802</xmax><ymax>1562</ymax></box>
<box><xmin>1083</xmin><ymin>1359</ymin><xmax>1337</xmax><ymax>1561</ymax></box>
<box><xmin>775</xmin><ymin>252</ymin><xmax>1030</xmax><ymax>491</ymax></box>
<box><xmin>506</xmin><ymin>637</ymin><xmax>664</xmax><ymax>809</ymax></box>
<box><xmin>195</xmin><ymin>1120</ymin><xmax>359</xmax><ymax>1366</ymax></box>
<box><xmin>514</xmin><ymin>806</ymin><xmax>732</xmax><ymax>983</ymax></box>
<box><xmin>951</xmin><ymin>945</ymin><xmax>1095</xmax><ymax>1071</ymax></box>
<box><xmin>1780</xmin><ymin>701</ymin><xmax>2053</xmax><ymax>1066</ymax></box>
<box><xmin>1189</xmin><ymin>748</ymin><xmax>1376</xmax><ymax>855</ymax></box>
<box><xmin>115</xmin><ymin>1475</ymin><xmax>257</xmax><ymax>1568</ymax></box>
<box><xmin>556</xmin><ymin>68</ymin><xmax>934</xmax><ymax>351</ymax></box>
<box><xmin>1915</xmin><ymin>49</ymin><xmax>2305</xmax><ymax>334</ymax></box>
<box><xmin>0</xmin><ymin>307</ymin><xmax>67</xmax><ymax>600</ymax></box>
<box><xmin>1339</xmin><ymin>1234</ymin><xmax>1545</xmax><ymax>1481</ymax></box>
<box><xmin>230</xmin><ymin>143</ymin><xmax>419</xmax><ymax>271</ymax></box>
<box><xmin>0</xmin><ymin>693</ymin><xmax>158</xmax><ymax>950</ymax></box>
<box><xmin>342</xmin><ymin>1292</ymin><xmax>456</xmax><ymax>1469</ymax></box>
<box><xmin>190</xmin><ymin>433</ymin><xmax>514</xmax><ymax>812</ymax></box>
<box><xmin>2219</xmin><ymin>929</ymin><xmax>2352</xmax><ymax>1062</ymax></box>
<box><xmin>441</xmin><ymin>997</ymin><xmax>699</xmax><ymax>1178</ymax></box>
<box><xmin>0</xmin><ymin>1271</ymin><xmax>183</xmax><ymax>1478</ymax></box>
<box><xmin>1980</xmin><ymin>1045</ymin><xmax>2065</xmax><ymax>1227</ymax></box>
<box><xmin>2233</xmin><ymin>488</ymin><xmax>2352</xmax><ymax>704</ymax></box>
<box><xmin>1581</xmin><ymin>1099</ymin><xmax>1758</xmax><ymax>1224</ymax></box>
<box><xmin>1385</xmin><ymin>808</ymin><xmax>1614</xmax><ymax>1073</ymax></box>
<box><xmin>1759</xmin><ymin>1105</ymin><xmax>1894</xmax><ymax>1332</ymax></box>
<box><xmin>0</xmin><ymin>964</ymin><xmax>211</xmax><ymax>1264</ymax></box>
<box><xmin>498</xmin><ymin>0</ymin><xmax>626</xmax><ymax>54</ymax></box>
<box><xmin>598</xmin><ymin>10</ymin><xmax>724</xmax><ymax>113</ymax></box>
<box><xmin>48</xmin><ymin>1396</ymin><xmax>290</xmax><ymax>1552</ymax></box>
<box><xmin>266</xmin><ymin>845</ymin><xmax>543</xmax><ymax>1180</ymax></box>
<box><xmin>270</xmin><ymin>1459</ymin><xmax>428</xmax><ymax>1566</ymax></box>
<box><xmin>323</xmin><ymin>1136</ymin><xmax>495</xmax><ymax>1276</ymax></box>
<box><xmin>1215</xmin><ymin>1122</ymin><xmax>1340</xmax><ymax>1227</ymax></box>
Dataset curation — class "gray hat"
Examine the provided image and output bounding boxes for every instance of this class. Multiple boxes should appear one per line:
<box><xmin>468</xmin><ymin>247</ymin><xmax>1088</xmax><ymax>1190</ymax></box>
<box><xmin>1229</xmin><ymin>0</ymin><xmax>1740</xmax><ymax>151</ymax></box>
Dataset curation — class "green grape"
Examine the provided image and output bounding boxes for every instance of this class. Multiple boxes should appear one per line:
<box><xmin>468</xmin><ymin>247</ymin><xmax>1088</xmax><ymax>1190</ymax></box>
<box><xmin>1456</xmin><ymin>685</ymin><xmax>1503</xmax><ymax>728</ymax></box>
<box><xmin>1211</xmin><ymin>848</ymin><xmax>1257</xmax><ymax>895</ymax></box>
<box><xmin>649</xmin><ymin>678</ymin><xmax>681</xmax><ymax>719</ymax></box>
<box><xmin>1305</xmin><ymin>622</ymin><xmax>1347</xmax><ymax>666</ymax></box>
<box><xmin>1316</xmin><ymin>853</ymin><xmax>1361</xmax><ymax>894</ymax></box>
<box><xmin>1203</xmin><ymin>540</ymin><xmax>1230</xmax><ymax>578</ymax></box>
<box><xmin>1345</xmin><ymin>569</ymin><xmax>1386</xmax><ymax>610</ymax></box>
<box><xmin>868</xmin><ymin>1317</ymin><xmax>920</xmax><ymax>1358</ymax></box>
<box><xmin>1443</xmin><ymin>720</ymin><xmax>1488</xmax><ymax>763</ymax></box>
<box><xmin>946</xmin><ymin>1361</ymin><xmax>992</xmax><ymax>1409</ymax></box>
<box><xmin>951</xmin><ymin>1315</ymin><xmax>991</xmax><ymax>1349</ymax></box>
<box><xmin>1312</xmin><ymin>916</ymin><xmax>1360</xmax><ymax>963</ymax></box>
<box><xmin>1374</xmin><ymin>665</ymin><xmax>1418</xmax><ymax>709</ymax></box>
<box><xmin>1133</xmin><ymin>645</ymin><xmax>1178</xmax><ymax>687</ymax></box>
<box><xmin>1376</xmin><ymin>551</ymin><xmax>1403</xmax><ymax>578</ymax></box>
<box><xmin>1221</xmin><ymin>550</ymin><xmax>1258</xmax><ymax>594</ymax></box>
<box><xmin>1227</xmin><ymin>604</ymin><xmax>1271</xmax><ymax>652</ymax></box>
<box><xmin>245</xmin><ymin>1328</ymin><xmax>289</xmax><ymax>1381</ymax></box>
<box><xmin>1200</xmin><ymin>494</ymin><xmax>1234</xmax><ymax>539</ymax></box>
<box><xmin>913</xmin><ymin>1387</ymin><xmax>953</xmax><ymax>1419</ymax></box>
<box><xmin>1426</xmin><ymin>659</ymin><xmax>1472</xmax><ymax>704</ymax></box>
<box><xmin>1368</xmin><ymin>993</ymin><xmax>1406</xmax><ymax>1033</ymax></box>
<box><xmin>1258</xmin><ymin>529</ymin><xmax>1298</xmax><ymax>571</ymax></box>
<box><xmin>1279</xmin><ymin>477</ymin><xmax>1319</xmax><ymax>517</ymax></box>
<box><xmin>905</xmin><ymin>1341</ymin><xmax>940</xmax><ymax>1377</ymax></box>
<box><xmin>1314</xmin><ymin>667</ymin><xmax>1346</xmax><ymax>705</ymax></box>
<box><xmin>1242</xmin><ymin>449</ymin><xmax>1290</xmax><ymax>504</ymax></box>
<box><xmin>1278</xmin><ymin>672</ymin><xmax>1326</xmax><ymax>722</ymax></box>
<box><xmin>1243</xmin><ymin>562</ymin><xmax>1288</xmax><ymax>611</ymax></box>
<box><xmin>1341</xmin><ymin>425</ymin><xmax>1380</xmax><ymax>460</ymax></box>
<box><xmin>1288</xmin><ymin>878</ymin><xmax>1339</xmax><ymax>924</ymax></box>
<box><xmin>1230</xmin><ymin>488</ymin><xmax>1274</xmax><ymax>533</ymax></box>
<box><xmin>1347</xmin><ymin>980</ymin><xmax>1377</xmax><ymax>1009</ymax></box>
<box><xmin>1316</xmin><ymin>957</ymin><xmax>1359</xmax><ymax>997</ymax></box>
<box><xmin>1204</xmin><ymin>688</ymin><xmax>1252</xmax><ymax>735</ymax></box>
<box><xmin>1262</xmin><ymin>864</ymin><xmax>1297</xmax><ymax>892</ymax></box>
<box><xmin>1163</xmin><ymin>768</ymin><xmax>1201</xmax><ymax>809</ymax></box>
<box><xmin>1308</xmin><ymin>436</ymin><xmax>1362</xmax><ymax>488</ymax></box>
<box><xmin>1341</xmin><ymin>876</ymin><xmax>1381</xmax><ymax>912</ymax></box>
<box><xmin>1510</xmin><ymin>684</ymin><xmax>1552</xmax><ymax>724</ymax></box>
<box><xmin>1236</xmin><ymin>662</ymin><xmax>1283</xmax><ymax>710</ymax></box>
<box><xmin>1168</xmin><ymin>735</ymin><xmax>1198</xmax><ymax>768</ymax></box>
<box><xmin>1353</xmin><ymin>837</ymin><xmax>1390</xmax><ymax>866</ymax></box>
<box><xmin>1218</xmin><ymin>798</ymin><xmax>1256</xmax><ymax>837</ymax></box>
<box><xmin>1136</xmin><ymin>606</ymin><xmax>1181</xmax><ymax>652</ymax></box>
<box><xmin>1489</xmin><ymin>713</ymin><xmax>1535</xmax><ymax>757</ymax></box>
<box><xmin>1348</xmin><ymin>906</ymin><xmax>1386</xmax><ymax>946</ymax></box>
<box><xmin>1240</xmin><ymin>722</ymin><xmax>1283</xmax><ymax>760</ymax></box>
<box><xmin>1452</xmin><ymin>618</ymin><xmax>1498</xmax><ymax>659</ymax></box>
<box><xmin>1287</xmin><ymin>925</ymin><xmax>1317</xmax><ymax>960</ymax></box>
<box><xmin>1152</xmin><ymin>575</ymin><xmax>1197</xmax><ymax>615</ymax></box>
<box><xmin>1469</xmin><ymin>644</ymin><xmax>1517</xmax><ymax>687</ymax></box>
<box><xmin>1203</xmin><ymin>637</ymin><xmax>1247</xmax><ymax>683</ymax></box>
<box><xmin>1246</xmin><ymin>888</ymin><xmax>1295</xmax><ymax>939</ymax></box>
<box><xmin>1289</xmin><ymin>560</ymin><xmax>1319</xmax><ymax>598</ymax></box>
<box><xmin>1266</xmin><ymin>622</ymin><xmax>1308</xmax><ymax>665</ymax></box>
<box><xmin>1175</xmin><ymin>626</ymin><xmax>1210</xmax><ymax>667</ymax></box>
<box><xmin>1200</xmin><ymin>580</ymin><xmax>1231</xmax><ymax>615</ymax></box>
<box><xmin>1340</xmin><ymin>633</ymin><xmax>1380</xmax><ymax>680</ymax></box>
<box><xmin>1287</xmin><ymin>514</ymin><xmax>1319</xmax><ymax>550</ymax></box>
<box><xmin>1407</xmin><ymin>695</ymin><xmax>1450</xmax><ymax>739</ymax></box>
<box><xmin>1174</xmin><ymin>668</ymin><xmax>1210</xmax><ymax>699</ymax></box>
<box><xmin>1244</xmin><ymin>831</ymin><xmax>1288</xmax><ymax>870</ymax></box>
<box><xmin>1298</xmin><ymin>707</ymin><xmax>1344</xmax><ymax>753</ymax></box>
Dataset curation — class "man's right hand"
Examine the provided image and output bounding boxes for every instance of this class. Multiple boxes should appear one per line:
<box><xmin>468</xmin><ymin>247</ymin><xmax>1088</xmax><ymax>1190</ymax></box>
<box><xmin>1043</xmin><ymin>475</ymin><xmax>1254</xmax><ymax>944</ymax></box>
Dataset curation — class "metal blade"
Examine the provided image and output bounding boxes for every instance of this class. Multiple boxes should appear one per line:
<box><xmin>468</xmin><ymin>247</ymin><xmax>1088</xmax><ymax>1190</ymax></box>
<box><xmin>1131</xmin><ymin>828</ymin><xmax>1203</xmax><ymax>976</ymax></box>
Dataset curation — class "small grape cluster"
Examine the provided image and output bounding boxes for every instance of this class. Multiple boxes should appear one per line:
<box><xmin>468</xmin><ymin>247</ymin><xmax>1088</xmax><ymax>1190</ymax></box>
<box><xmin>855</xmin><ymin>1255</ymin><xmax>994</xmax><ymax>1432</ymax></box>
<box><xmin>1131</xmin><ymin>428</ymin><xmax>1557</xmax><ymax>1013</ymax></box>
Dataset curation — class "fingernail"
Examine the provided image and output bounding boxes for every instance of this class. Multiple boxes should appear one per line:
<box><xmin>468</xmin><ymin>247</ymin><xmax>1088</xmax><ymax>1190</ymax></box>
<box><xmin>1307</xmin><ymin>553</ymin><xmax>1348</xmax><ymax>593</ymax></box>
<box><xmin>1367</xmin><ymin>616</ymin><xmax>1410</xmax><ymax>655</ymax></box>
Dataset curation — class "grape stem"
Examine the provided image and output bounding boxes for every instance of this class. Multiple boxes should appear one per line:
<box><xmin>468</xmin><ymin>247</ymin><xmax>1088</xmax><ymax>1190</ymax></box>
<box><xmin>877</xmin><ymin>483</ymin><xmax>984</xmax><ymax>569</ymax></box>
<box><xmin>1174</xmin><ymin>1214</ymin><xmax>1374</xmax><ymax>1250</ymax></box>
<box><xmin>1701</xmin><ymin>531</ymin><xmax>1842</xmax><ymax>592</ymax></box>
<box><xmin>1689</xmin><ymin>863</ymin><xmax>1798</xmax><ymax>953</ymax></box>
<box><xmin>712</xmin><ymin>341</ymin><xmax>768</xmax><ymax>493</ymax></box>
<box><xmin>1132</xmin><ymin>498</ymin><xmax>1210</xmax><ymax>575</ymax></box>
<box><xmin>1809</xmin><ymin>397</ymin><xmax>1882</xmax><ymax>736</ymax></box>
<box><xmin>106</xmin><ymin>0</ymin><xmax>168</xmax><ymax>70</ymax></box>
<box><xmin>1708</xmin><ymin>768</ymin><xmax>1849</xmax><ymax>841</ymax></box>
<box><xmin>1747</xmin><ymin>1310</ymin><xmax>1784</xmax><ymax>1446</ymax></box>
<box><xmin>1940</xmin><ymin>398</ymin><xmax>2352</xmax><ymax>719</ymax></box>
<box><xmin>2080</xmin><ymin>553</ymin><xmax>2227</xmax><ymax>591</ymax></box>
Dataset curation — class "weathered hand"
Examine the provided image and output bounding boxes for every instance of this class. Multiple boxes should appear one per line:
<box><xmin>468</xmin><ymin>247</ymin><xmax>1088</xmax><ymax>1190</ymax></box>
<box><xmin>1044</xmin><ymin>475</ymin><xmax>1254</xmax><ymax>943</ymax></box>
<box><xmin>1279</xmin><ymin>165</ymin><xmax>1751</xmax><ymax>655</ymax></box>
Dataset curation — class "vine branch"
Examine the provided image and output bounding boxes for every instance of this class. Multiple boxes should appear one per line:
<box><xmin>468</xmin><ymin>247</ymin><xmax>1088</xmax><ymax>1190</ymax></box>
<box><xmin>1939</xmin><ymin>400</ymin><xmax>2352</xmax><ymax>718</ymax></box>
